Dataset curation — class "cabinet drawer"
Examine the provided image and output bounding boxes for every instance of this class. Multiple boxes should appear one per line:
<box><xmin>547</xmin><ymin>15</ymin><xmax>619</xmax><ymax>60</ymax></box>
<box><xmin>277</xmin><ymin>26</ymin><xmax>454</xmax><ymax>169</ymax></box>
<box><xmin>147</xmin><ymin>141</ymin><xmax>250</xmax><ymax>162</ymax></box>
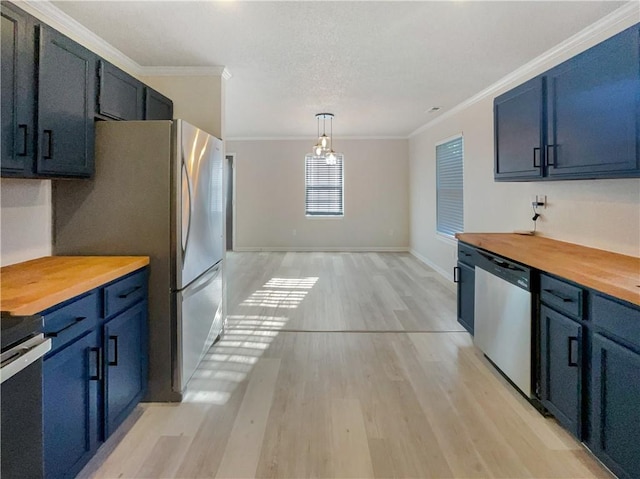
<box><xmin>103</xmin><ymin>269</ymin><xmax>147</xmax><ymax>318</ymax></box>
<box><xmin>540</xmin><ymin>274</ymin><xmax>583</xmax><ymax>319</ymax></box>
<box><xmin>592</xmin><ymin>294</ymin><xmax>640</xmax><ymax>349</ymax></box>
<box><xmin>458</xmin><ymin>243</ymin><xmax>478</xmax><ymax>266</ymax></box>
<box><xmin>42</xmin><ymin>292</ymin><xmax>98</xmax><ymax>353</ymax></box>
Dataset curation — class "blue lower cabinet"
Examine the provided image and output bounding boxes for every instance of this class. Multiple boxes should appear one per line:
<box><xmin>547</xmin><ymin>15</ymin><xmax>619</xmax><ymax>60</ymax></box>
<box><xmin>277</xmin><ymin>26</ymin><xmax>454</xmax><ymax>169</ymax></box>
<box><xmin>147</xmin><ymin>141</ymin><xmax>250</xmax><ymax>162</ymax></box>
<box><xmin>539</xmin><ymin>305</ymin><xmax>582</xmax><ymax>438</ymax></box>
<box><xmin>41</xmin><ymin>267</ymin><xmax>149</xmax><ymax>478</ymax></box>
<box><xmin>104</xmin><ymin>301</ymin><xmax>147</xmax><ymax>437</ymax></box>
<box><xmin>455</xmin><ymin>261</ymin><xmax>475</xmax><ymax>334</ymax></box>
<box><xmin>590</xmin><ymin>333</ymin><xmax>640</xmax><ymax>479</ymax></box>
<box><xmin>43</xmin><ymin>330</ymin><xmax>102</xmax><ymax>478</ymax></box>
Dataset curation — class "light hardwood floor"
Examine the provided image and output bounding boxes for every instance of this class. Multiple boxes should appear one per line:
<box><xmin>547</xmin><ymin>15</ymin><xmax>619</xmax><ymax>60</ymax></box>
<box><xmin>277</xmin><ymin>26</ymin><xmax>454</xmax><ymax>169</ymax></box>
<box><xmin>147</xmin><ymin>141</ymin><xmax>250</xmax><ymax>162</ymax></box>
<box><xmin>81</xmin><ymin>252</ymin><xmax>611</xmax><ymax>479</ymax></box>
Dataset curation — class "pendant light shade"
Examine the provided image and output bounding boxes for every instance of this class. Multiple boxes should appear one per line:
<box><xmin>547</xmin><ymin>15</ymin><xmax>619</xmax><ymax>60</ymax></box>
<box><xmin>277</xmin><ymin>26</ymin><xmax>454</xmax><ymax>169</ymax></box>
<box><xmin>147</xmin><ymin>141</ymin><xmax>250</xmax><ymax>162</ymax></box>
<box><xmin>311</xmin><ymin>113</ymin><xmax>336</xmax><ymax>165</ymax></box>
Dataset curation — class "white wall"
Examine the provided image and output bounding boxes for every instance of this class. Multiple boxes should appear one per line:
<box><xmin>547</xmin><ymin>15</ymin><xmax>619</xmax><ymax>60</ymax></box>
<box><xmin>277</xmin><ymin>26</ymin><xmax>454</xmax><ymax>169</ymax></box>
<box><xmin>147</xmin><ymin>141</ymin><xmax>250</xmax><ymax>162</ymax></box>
<box><xmin>409</xmin><ymin>15</ymin><xmax>640</xmax><ymax>280</ymax></box>
<box><xmin>142</xmin><ymin>75</ymin><xmax>225</xmax><ymax>139</ymax></box>
<box><xmin>1</xmin><ymin>179</ymin><xmax>52</xmax><ymax>266</ymax></box>
<box><xmin>227</xmin><ymin>139</ymin><xmax>409</xmax><ymax>250</ymax></box>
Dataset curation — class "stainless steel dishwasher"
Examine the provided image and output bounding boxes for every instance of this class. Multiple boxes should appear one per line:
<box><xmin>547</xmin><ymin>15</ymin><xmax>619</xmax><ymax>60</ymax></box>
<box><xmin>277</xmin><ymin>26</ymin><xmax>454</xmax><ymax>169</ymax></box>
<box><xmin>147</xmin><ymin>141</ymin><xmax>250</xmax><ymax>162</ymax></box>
<box><xmin>474</xmin><ymin>251</ymin><xmax>533</xmax><ymax>397</ymax></box>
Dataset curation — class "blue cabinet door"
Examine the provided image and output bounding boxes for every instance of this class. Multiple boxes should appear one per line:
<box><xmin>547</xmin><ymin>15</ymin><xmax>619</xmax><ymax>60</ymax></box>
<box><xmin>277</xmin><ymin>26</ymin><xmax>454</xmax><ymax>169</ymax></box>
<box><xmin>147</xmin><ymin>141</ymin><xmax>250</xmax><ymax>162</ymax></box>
<box><xmin>456</xmin><ymin>261</ymin><xmax>475</xmax><ymax>334</ymax></box>
<box><xmin>104</xmin><ymin>301</ymin><xmax>147</xmax><ymax>437</ymax></box>
<box><xmin>43</xmin><ymin>330</ymin><xmax>101</xmax><ymax>478</ymax></box>
<box><xmin>546</xmin><ymin>25</ymin><xmax>640</xmax><ymax>178</ymax></box>
<box><xmin>494</xmin><ymin>76</ymin><xmax>545</xmax><ymax>180</ymax></box>
<box><xmin>36</xmin><ymin>25</ymin><xmax>96</xmax><ymax>177</ymax></box>
<box><xmin>540</xmin><ymin>305</ymin><xmax>582</xmax><ymax>438</ymax></box>
<box><xmin>591</xmin><ymin>333</ymin><xmax>640</xmax><ymax>479</ymax></box>
<box><xmin>1</xmin><ymin>3</ymin><xmax>35</xmax><ymax>177</ymax></box>
<box><xmin>144</xmin><ymin>87</ymin><xmax>173</xmax><ymax>120</ymax></box>
<box><xmin>98</xmin><ymin>60</ymin><xmax>144</xmax><ymax>120</ymax></box>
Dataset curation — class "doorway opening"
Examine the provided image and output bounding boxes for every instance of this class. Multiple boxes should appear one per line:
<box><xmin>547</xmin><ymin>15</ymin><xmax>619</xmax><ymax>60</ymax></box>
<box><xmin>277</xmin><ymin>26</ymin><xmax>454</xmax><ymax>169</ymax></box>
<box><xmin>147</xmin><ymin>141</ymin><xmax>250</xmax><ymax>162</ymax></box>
<box><xmin>225</xmin><ymin>154</ymin><xmax>235</xmax><ymax>251</ymax></box>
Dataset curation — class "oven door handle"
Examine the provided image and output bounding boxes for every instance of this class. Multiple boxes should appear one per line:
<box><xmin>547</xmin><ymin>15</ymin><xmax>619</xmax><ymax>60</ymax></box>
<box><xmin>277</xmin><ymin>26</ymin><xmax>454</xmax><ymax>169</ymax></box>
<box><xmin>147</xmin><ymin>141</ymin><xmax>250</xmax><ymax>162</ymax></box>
<box><xmin>0</xmin><ymin>335</ymin><xmax>52</xmax><ymax>384</ymax></box>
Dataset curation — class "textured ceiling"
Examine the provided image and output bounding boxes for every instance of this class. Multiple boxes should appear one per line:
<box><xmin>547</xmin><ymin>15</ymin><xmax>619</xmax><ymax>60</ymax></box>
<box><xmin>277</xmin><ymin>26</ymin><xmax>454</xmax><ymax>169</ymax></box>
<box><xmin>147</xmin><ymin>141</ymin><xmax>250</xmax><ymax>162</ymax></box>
<box><xmin>52</xmin><ymin>1</ymin><xmax>625</xmax><ymax>138</ymax></box>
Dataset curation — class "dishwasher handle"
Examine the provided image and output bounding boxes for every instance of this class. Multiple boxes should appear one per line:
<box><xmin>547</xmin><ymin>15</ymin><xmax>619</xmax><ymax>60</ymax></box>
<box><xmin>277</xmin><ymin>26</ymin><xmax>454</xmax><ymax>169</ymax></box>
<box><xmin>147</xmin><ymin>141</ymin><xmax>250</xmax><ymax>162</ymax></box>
<box><xmin>478</xmin><ymin>251</ymin><xmax>526</xmax><ymax>273</ymax></box>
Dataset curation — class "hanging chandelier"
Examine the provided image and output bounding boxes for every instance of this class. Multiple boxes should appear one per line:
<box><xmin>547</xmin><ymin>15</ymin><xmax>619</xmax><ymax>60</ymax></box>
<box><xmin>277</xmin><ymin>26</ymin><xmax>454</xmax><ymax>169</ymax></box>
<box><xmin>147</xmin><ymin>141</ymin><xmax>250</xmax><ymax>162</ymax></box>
<box><xmin>312</xmin><ymin>113</ymin><xmax>337</xmax><ymax>165</ymax></box>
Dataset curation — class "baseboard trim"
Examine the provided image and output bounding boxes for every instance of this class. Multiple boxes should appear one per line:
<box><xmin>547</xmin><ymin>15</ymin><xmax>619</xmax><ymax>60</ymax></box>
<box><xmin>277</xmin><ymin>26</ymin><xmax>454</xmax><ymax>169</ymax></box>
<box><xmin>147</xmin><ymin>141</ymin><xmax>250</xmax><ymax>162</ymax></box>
<box><xmin>233</xmin><ymin>246</ymin><xmax>410</xmax><ymax>253</ymax></box>
<box><xmin>409</xmin><ymin>248</ymin><xmax>453</xmax><ymax>283</ymax></box>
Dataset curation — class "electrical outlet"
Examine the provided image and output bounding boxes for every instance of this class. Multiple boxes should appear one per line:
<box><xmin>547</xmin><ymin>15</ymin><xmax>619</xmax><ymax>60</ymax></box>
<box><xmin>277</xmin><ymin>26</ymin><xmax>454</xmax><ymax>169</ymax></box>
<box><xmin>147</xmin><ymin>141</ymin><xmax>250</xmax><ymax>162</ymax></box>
<box><xmin>536</xmin><ymin>194</ymin><xmax>547</xmax><ymax>208</ymax></box>
<box><xmin>531</xmin><ymin>194</ymin><xmax>546</xmax><ymax>208</ymax></box>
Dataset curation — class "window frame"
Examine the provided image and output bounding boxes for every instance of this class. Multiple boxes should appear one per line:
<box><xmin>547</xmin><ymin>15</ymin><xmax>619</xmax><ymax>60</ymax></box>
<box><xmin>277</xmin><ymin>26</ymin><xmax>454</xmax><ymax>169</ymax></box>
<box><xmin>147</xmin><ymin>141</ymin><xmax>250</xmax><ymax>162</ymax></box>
<box><xmin>304</xmin><ymin>153</ymin><xmax>345</xmax><ymax>218</ymax></box>
<box><xmin>435</xmin><ymin>134</ymin><xmax>464</xmax><ymax>239</ymax></box>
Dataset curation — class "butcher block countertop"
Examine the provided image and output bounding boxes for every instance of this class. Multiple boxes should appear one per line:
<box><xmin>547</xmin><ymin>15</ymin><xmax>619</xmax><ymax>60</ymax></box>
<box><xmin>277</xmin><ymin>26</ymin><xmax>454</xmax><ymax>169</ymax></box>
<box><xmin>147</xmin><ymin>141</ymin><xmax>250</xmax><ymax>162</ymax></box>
<box><xmin>456</xmin><ymin>233</ymin><xmax>640</xmax><ymax>306</ymax></box>
<box><xmin>0</xmin><ymin>256</ymin><xmax>150</xmax><ymax>316</ymax></box>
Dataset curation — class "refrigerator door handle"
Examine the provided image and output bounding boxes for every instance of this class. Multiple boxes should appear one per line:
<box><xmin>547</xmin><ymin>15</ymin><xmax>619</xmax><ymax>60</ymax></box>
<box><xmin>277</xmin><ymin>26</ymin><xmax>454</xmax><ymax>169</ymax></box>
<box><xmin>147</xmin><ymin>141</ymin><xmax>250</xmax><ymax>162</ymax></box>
<box><xmin>181</xmin><ymin>157</ymin><xmax>193</xmax><ymax>257</ymax></box>
<box><xmin>181</xmin><ymin>263</ymin><xmax>221</xmax><ymax>298</ymax></box>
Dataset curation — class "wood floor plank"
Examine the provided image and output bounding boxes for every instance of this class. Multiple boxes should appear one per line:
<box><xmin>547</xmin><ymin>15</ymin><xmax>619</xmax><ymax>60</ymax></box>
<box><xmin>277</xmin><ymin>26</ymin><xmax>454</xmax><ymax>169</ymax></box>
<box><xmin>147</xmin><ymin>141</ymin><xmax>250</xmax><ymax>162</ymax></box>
<box><xmin>215</xmin><ymin>358</ymin><xmax>281</xmax><ymax>478</ymax></box>
<box><xmin>135</xmin><ymin>435</ymin><xmax>193</xmax><ymax>478</ymax></box>
<box><xmin>174</xmin><ymin>381</ymin><xmax>250</xmax><ymax>478</ymax></box>
<box><xmin>330</xmin><ymin>398</ymin><xmax>375</xmax><ymax>478</ymax></box>
<box><xmin>85</xmin><ymin>405</ymin><xmax>178</xmax><ymax>479</ymax></box>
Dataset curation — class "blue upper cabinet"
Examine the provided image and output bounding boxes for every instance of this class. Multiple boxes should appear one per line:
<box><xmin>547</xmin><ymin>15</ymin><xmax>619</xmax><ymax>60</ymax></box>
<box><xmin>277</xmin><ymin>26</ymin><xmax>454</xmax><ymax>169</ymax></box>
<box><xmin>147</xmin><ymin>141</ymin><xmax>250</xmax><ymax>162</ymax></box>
<box><xmin>98</xmin><ymin>60</ymin><xmax>144</xmax><ymax>121</ymax></box>
<box><xmin>546</xmin><ymin>25</ymin><xmax>639</xmax><ymax>178</ymax></box>
<box><xmin>37</xmin><ymin>25</ymin><xmax>96</xmax><ymax>178</ymax></box>
<box><xmin>1</xmin><ymin>3</ymin><xmax>174</xmax><ymax>179</ymax></box>
<box><xmin>1</xmin><ymin>3</ymin><xmax>35</xmax><ymax>177</ymax></box>
<box><xmin>495</xmin><ymin>23</ymin><xmax>640</xmax><ymax>181</ymax></box>
<box><xmin>145</xmin><ymin>87</ymin><xmax>174</xmax><ymax>120</ymax></box>
<box><xmin>494</xmin><ymin>77</ymin><xmax>545</xmax><ymax>180</ymax></box>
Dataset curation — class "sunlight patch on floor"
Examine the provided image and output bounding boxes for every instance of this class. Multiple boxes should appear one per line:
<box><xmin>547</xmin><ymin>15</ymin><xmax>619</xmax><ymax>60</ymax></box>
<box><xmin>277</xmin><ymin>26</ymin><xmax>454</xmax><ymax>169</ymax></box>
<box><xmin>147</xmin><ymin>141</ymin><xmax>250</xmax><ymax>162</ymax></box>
<box><xmin>183</xmin><ymin>277</ymin><xmax>318</xmax><ymax>404</ymax></box>
<box><xmin>239</xmin><ymin>277</ymin><xmax>319</xmax><ymax>309</ymax></box>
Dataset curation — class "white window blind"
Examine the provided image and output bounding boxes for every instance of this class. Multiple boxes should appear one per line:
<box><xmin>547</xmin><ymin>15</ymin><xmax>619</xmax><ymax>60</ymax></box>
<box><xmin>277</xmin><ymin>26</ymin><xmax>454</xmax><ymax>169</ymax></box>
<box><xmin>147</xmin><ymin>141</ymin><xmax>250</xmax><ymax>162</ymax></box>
<box><xmin>305</xmin><ymin>154</ymin><xmax>344</xmax><ymax>216</ymax></box>
<box><xmin>436</xmin><ymin>136</ymin><xmax>464</xmax><ymax>237</ymax></box>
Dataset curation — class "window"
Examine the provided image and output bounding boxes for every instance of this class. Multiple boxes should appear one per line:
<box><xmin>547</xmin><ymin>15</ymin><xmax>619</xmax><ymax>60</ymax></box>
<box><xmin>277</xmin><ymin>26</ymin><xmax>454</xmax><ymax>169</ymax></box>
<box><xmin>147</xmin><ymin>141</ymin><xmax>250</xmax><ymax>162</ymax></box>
<box><xmin>436</xmin><ymin>136</ymin><xmax>463</xmax><ymax>237</ymax></box>
<box><xmin>305</xmin><ymin>154</ymin><xmax>344</xmax><ymax>217</ymax></box>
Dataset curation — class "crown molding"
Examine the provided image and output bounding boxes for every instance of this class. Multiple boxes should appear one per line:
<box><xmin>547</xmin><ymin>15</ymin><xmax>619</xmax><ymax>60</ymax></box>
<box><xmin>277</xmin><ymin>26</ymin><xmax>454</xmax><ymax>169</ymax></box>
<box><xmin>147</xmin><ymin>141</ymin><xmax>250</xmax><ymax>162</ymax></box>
<box><xmin>225</xmin><ymin>136</ymin><xmax>408</xmax><ymax>141</ymax></box>
<box><xmin>409</xmin><ymin>1</ymin><xmax>640</xmax><ymax>138</ymax></box>
<box><xmin>17</xmin><ymin>0</ymin><xmax>143</xmax><ymax>75</ymax></box>
<box><xmin>15</xmin><ymin>1</ymin><xmax>230</xmax><ymax>79</ymax></box>
<box><xmin>140</xmin><ymin>66</ymin><xmax>232</xmax><ymax>78</ymax></box>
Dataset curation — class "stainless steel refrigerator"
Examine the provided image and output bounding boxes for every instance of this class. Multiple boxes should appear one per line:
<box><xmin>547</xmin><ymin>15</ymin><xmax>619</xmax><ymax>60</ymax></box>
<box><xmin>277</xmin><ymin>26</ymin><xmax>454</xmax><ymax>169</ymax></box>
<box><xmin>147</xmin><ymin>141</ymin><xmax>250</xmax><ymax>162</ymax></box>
<box><xmin>53</xmin><ymin>120</ymin><xmax>224</xmax><ymax>401</ymax></box>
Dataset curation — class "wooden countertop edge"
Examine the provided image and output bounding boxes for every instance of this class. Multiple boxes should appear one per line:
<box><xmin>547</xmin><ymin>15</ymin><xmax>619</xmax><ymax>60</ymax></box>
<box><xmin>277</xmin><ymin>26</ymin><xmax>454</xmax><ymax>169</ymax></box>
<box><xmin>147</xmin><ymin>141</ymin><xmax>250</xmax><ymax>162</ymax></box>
<box><xmin>2</xmin><ymin>256</ymin><xmax>150</xmax><ymax>316</ymax></box>
<box><xmin>456</xmin><ymin>233</ymin><xmax>640</xmax><ymax>307</ymax></box>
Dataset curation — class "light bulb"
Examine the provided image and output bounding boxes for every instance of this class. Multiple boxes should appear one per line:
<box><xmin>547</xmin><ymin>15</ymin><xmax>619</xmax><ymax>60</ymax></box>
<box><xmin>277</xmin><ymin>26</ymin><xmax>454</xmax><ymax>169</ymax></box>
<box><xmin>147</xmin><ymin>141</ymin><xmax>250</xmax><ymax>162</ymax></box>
<box><xmin>315</xmin><ymin>145</ymin><xmax>322</xmax><ymax>156</ymax></box>
<box><xmin>326</xmin><ymin>152</ymin><xmax>336</xmax><ymax>165</ymax></box>
<box><xmin>321</xmin><ymin>135</ymin><xmax>328</xmax><ymax>148</ymax></box>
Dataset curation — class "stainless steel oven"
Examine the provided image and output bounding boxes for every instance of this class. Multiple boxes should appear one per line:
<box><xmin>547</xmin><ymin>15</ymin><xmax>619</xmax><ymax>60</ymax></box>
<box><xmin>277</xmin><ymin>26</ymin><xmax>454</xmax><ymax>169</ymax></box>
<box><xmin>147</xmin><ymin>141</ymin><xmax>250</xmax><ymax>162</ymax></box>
<box><xmin>1</xmin><ymin>313</ymin><xmax>51</xmax><ymax>478</ymax></box>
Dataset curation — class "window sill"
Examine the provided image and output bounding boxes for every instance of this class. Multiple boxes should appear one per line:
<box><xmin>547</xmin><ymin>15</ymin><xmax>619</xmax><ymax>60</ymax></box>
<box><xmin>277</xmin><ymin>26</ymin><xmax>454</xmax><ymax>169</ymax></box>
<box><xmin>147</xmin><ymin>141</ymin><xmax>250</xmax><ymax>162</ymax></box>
<box><xmin>305</xmin><ymin>215</ymin><xmax>344</xmax><ymax>220</ymax></box>
<box><xmin>436</xmin><ymin>231</ymin><xmax>457</xmax><ymax>245</ymax></box>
